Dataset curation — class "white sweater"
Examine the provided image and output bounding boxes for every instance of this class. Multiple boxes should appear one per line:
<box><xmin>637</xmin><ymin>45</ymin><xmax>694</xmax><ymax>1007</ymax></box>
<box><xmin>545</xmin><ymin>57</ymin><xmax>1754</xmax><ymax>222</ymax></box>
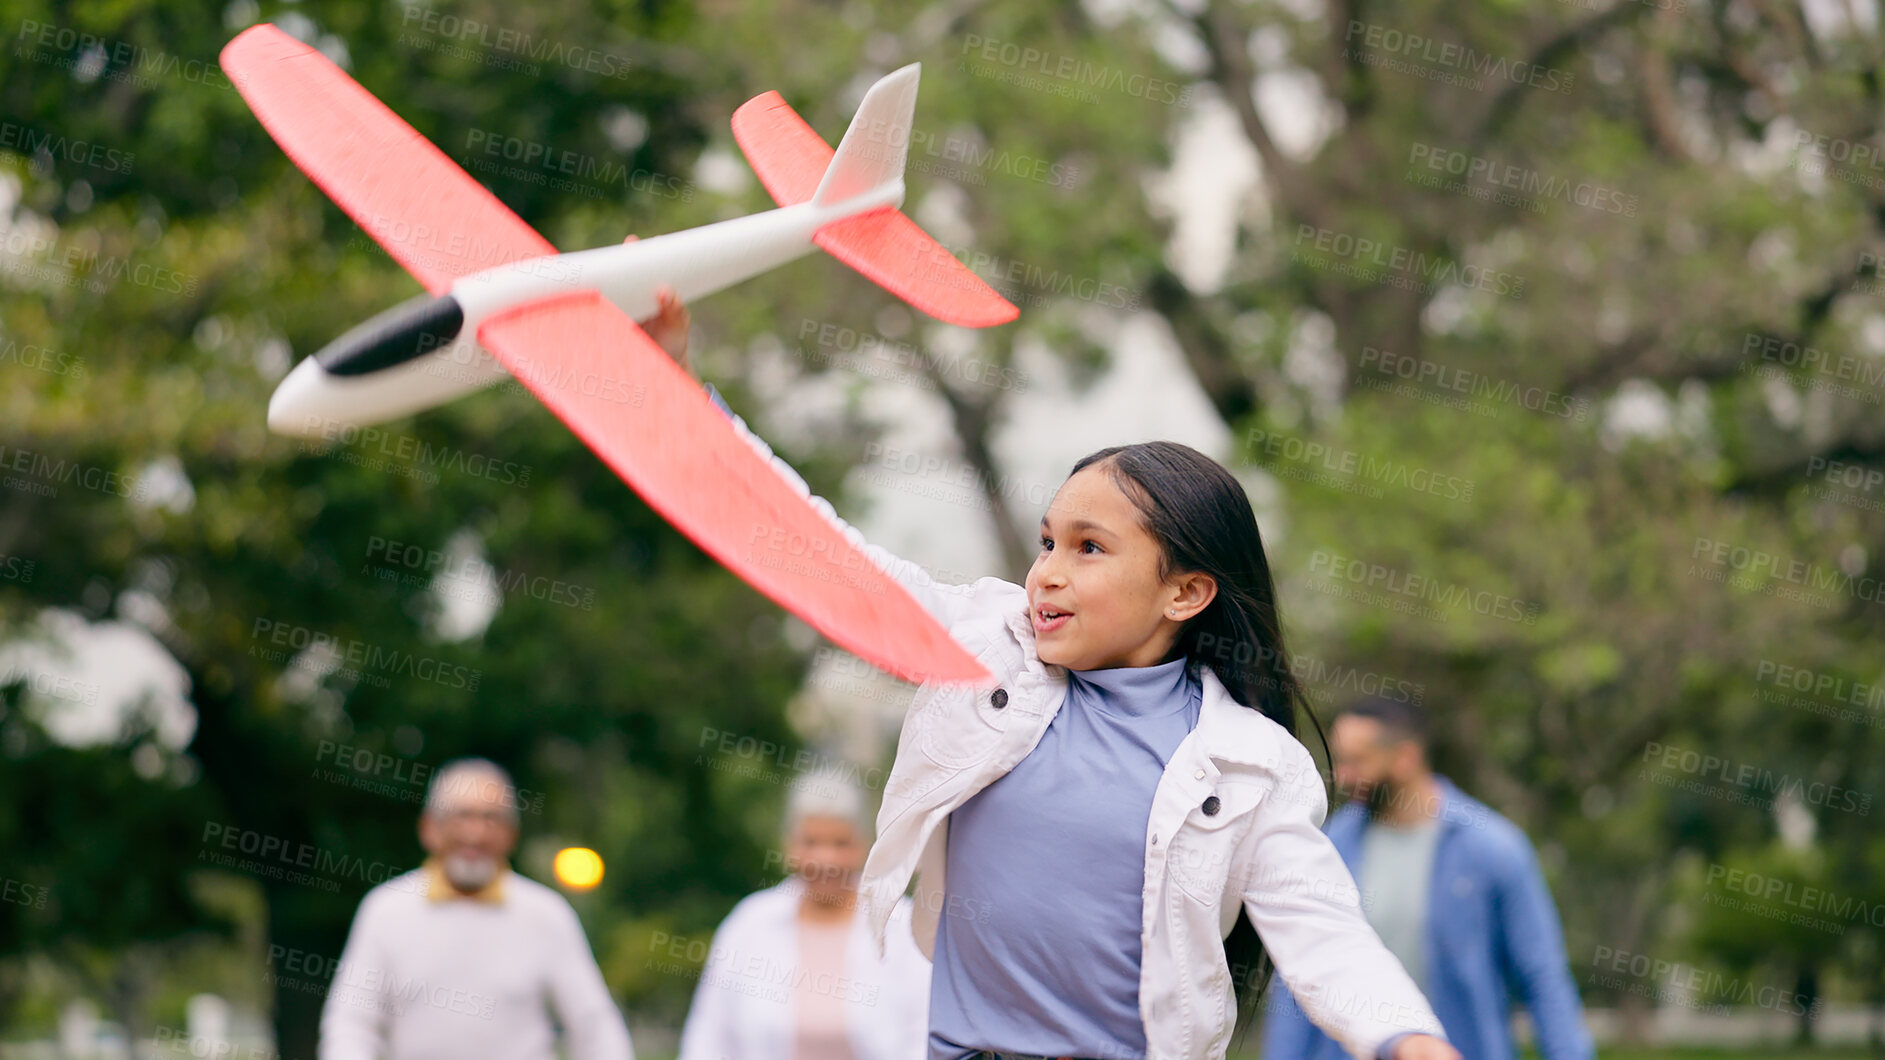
<box><xmin>677</xmin><ymin>879</ymin><xmax>930</xmax><ymax>1060</ymax></box>
<box><xmin>318</xmin><ymin>868</ymin><xmax>634</xmax><ymax>1060</ymax></box>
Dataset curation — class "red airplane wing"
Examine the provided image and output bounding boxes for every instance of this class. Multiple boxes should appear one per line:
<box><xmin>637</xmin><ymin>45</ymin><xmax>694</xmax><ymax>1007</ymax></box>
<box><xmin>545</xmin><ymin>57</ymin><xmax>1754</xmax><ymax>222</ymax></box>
<box><xmin>223</xmin><ymin>23</ymin><xmax>989</xmax><ymax>685</ymax></box>
<box><xmin>220</xmin><ymin>24</ymin><xmax>555</xmax><ymax>293</ymax></box>
<box><xmin>478</xmin><ymin>291</ymin><xmax>991</xmax><ymax>686</ymax></box>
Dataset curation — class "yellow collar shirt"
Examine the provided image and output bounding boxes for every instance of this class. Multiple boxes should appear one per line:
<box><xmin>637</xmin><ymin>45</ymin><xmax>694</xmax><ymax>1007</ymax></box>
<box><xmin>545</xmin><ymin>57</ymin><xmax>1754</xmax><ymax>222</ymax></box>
<box><xmin>422</xmin><ymin>858</ymin><xmax>508</xmax><ymax>904</ymax></box>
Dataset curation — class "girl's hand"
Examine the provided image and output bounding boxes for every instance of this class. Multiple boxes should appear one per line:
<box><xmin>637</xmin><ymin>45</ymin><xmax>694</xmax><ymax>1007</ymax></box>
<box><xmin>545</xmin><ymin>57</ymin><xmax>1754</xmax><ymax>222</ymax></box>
<box><xmin>640</xmin><ymin>284</ymin><xmax>691</xmax><ymax>374</ymax></box>
<box><xmin>1393</xmin><ymin>1034</ymin><xmax>1460</xmax><ymax>1060</ymax></box>
<box><xmin>619</xmin><ymin>236</ymin><xmax>690</xmax><ymax>373</ymax></box>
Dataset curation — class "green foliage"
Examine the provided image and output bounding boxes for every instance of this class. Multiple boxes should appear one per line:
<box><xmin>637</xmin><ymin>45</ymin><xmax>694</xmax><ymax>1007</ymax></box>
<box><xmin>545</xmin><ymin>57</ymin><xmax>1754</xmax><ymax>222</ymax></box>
<box><xmin>8</xmin><ymin>0</ymin><xmax>1885</xmax><ymax>1051</ymax></box>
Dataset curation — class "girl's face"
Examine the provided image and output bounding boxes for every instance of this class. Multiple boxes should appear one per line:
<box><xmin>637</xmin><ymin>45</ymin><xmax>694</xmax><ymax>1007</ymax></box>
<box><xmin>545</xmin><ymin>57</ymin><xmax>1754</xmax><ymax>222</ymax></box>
<box><xmin>1025</xmin><ymin>464</ymin><xmax>1216</xmax><ymax>671</ymax></box>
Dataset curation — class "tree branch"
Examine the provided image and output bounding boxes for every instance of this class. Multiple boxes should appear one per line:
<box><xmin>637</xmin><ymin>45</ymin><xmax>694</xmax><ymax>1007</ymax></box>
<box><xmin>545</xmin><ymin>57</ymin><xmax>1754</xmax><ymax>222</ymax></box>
<box><xmin>912</xmin><ymin>339</ymin><xmax>1034</xmax><ymax>581</ymax></box>
<box><xmin>1145</xmin><ymin>269</ymin><xmax>1258</xmax><ymax>428</ymax></box>
<box><xmin>1188</xmin><ymin>0</ymin><xmax>1334</xmax><ymax>232</ymax></box>
<box><xmin>1469</xmin><ymin>3</ymin><xmax>1651</xmax><ymax>151</ymax></box>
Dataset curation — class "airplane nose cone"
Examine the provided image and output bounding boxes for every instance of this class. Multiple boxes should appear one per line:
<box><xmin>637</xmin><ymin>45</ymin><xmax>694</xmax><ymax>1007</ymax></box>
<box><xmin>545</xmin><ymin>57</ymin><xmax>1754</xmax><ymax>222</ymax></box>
<box><xmin>267</xmin><ymin>356</ymin><xmax>339</xmax><ymax>438</ymax></box>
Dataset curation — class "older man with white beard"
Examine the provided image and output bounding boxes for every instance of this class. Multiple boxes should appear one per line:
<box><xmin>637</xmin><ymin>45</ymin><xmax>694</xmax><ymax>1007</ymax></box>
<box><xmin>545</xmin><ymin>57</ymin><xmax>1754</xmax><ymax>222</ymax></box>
<box><xmin>318</xmin><ymin>758</ymin><xmax>634</xmax><ymax>1060</ymax></box>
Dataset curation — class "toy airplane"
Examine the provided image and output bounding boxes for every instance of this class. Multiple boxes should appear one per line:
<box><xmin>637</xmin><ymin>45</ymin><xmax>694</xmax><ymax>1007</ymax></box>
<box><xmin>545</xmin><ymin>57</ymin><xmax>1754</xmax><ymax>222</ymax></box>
<box><xmin>221</xmin><ymin>24</ymin><xmax>1008</xmax><ymax>685</ymax></box>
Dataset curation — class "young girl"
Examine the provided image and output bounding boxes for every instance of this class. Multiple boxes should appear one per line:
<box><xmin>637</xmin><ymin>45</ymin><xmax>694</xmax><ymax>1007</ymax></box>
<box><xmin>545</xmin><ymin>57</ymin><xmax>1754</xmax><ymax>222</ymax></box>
<box><xmin>649</xmin><ymin>292</ymin><xmax>1457</xmax><ymax>1060</ymax></box>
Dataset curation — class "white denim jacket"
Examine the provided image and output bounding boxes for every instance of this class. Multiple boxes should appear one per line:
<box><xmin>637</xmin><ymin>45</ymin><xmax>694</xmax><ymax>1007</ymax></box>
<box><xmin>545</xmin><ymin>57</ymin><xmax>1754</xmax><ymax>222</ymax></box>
<box><xmin>714</xmin><ymin>394</ymin><xmax>1446</xmax><ymax>1060</ymax></box>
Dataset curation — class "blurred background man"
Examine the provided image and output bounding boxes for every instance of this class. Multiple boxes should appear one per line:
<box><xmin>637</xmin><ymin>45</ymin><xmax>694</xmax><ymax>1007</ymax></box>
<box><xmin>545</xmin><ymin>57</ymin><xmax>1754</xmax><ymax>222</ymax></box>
<box><xmin>319</xmin><ymin>758</ymin><xmax>635</xmax><ymax>1060</ymax></box>
<box><xmin>1262</xmin><ymin>698</ymin><xmax>1593</xmax><ymax>1060</ymax></box>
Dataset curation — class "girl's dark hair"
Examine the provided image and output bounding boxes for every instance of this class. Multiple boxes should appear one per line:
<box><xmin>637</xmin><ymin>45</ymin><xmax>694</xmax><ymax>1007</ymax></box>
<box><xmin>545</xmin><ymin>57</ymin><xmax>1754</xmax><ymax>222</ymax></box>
<box><xmin>1068</xmin><ymin>440</ymin><xmax>1330</xmax><ymax>1037</ymax></box>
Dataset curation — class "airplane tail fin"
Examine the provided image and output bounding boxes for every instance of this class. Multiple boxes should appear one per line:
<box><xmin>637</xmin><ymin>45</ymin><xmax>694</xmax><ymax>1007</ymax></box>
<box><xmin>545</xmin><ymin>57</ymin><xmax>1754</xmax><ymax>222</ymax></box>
<box><xmin>731</xmin><ymin>67</ymin><xmax>1018</xmax><ymax>328</ymax></box>
<box><xmin>812</xmin><ymin>64</ymin><xmax>918</xmax><ymax>208</ymax></box>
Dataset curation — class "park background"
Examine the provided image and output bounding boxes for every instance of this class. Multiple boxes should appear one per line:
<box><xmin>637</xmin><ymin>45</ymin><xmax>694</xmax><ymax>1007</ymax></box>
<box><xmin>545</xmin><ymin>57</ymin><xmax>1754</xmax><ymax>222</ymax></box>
<box><xmin>3</xmin><ymin>0</ymin><xmax>1884</xmax><ymax>1056</ymax></box>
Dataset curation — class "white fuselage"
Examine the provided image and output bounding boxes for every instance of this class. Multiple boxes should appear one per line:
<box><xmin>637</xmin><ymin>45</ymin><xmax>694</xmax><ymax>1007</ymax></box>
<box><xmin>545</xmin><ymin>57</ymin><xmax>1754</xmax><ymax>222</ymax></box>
<box><xmin>267</xmin><ymin>182</ymin><xmax>902</xmax><ymax>437</ymax></box>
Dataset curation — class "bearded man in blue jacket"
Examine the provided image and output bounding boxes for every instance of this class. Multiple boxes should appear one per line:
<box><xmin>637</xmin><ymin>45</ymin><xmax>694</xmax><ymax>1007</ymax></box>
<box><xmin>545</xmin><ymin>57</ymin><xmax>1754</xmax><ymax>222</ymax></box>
<box><xmin>1261</xmin><ymin>697</ymin><xmax>1593</xmax><ymax>1060</ymax></box>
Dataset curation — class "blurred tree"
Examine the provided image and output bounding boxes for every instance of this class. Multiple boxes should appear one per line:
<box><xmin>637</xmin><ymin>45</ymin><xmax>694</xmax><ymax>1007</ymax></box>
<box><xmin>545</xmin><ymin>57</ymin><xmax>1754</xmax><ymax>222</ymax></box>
<box><xmin>9</xmin><ymin>0</ymin><xmax>1885</xmax><ymax>1052</ymax></box>
<box><xmin>0</xmin><ymin>0</ymin><xmax>817</xmax><ymax>1051</ymax></box>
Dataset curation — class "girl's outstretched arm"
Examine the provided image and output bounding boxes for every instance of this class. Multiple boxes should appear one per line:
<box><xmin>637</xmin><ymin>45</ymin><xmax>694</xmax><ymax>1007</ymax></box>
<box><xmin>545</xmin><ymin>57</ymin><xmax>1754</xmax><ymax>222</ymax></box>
<box><xmin>1238</xmin><ymin>737</ymin><xmax>1460</xmax><ymax>1060</ymax></box>
<box><xmin>640</xmin><ymin>289</ymin><xmax>1007</xmax><ymax>634</ymax></box>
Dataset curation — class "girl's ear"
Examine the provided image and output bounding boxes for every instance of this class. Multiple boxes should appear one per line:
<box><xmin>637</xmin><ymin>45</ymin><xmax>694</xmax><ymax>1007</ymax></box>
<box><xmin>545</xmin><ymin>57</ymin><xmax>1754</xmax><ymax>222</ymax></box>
<box><xmin>1167</xmin><ymin>571</ymin><xmax>1218</xmax><ymax>621</ymax></box>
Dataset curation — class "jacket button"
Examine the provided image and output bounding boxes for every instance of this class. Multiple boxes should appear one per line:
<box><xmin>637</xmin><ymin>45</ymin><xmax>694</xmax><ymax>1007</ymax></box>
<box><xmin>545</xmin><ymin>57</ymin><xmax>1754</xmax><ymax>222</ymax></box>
<box><xmin>990</xmin><ymin>688</ymin><xmax>1008</xmax><ymax>709</ymax></box>
<box><xmin>1202</xmin><ymin>795</ymin><xmax>1221</xmax><ymax>816</ymax></box>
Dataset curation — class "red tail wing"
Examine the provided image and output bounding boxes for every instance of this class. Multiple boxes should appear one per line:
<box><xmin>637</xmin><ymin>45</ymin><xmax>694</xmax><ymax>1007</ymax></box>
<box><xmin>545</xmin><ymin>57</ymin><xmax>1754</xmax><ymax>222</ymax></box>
<box><xmin>731</xmin><ymin>90</ymin><xmax>832</xmax><ymax>206</ymax></box>
<box><xmin>814</xmin><ymin>211</ymin><xmax>1018</xmax><ymax>328</ymax></box>
<box><xmin>733</xmin><ymin>90</ymin><xmax>1019</xmax><ymax>328</ymax></box>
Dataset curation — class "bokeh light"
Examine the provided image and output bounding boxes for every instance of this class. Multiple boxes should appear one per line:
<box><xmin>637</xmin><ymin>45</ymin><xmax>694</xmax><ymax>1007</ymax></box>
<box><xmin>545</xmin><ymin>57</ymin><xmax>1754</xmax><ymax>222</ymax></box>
<box><xmin>553</xmin><ymin>847</ymin><xmax>604</xmax><ymax>890</ymax></box>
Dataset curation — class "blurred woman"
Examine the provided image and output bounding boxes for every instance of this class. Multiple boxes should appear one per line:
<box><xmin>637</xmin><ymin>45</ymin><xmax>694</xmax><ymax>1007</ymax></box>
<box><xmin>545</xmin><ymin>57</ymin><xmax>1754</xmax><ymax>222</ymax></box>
<box><xmin>679</xmin><ymin>780</ymin><xmax>929</xmax><ymax>1060</ymax></box>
